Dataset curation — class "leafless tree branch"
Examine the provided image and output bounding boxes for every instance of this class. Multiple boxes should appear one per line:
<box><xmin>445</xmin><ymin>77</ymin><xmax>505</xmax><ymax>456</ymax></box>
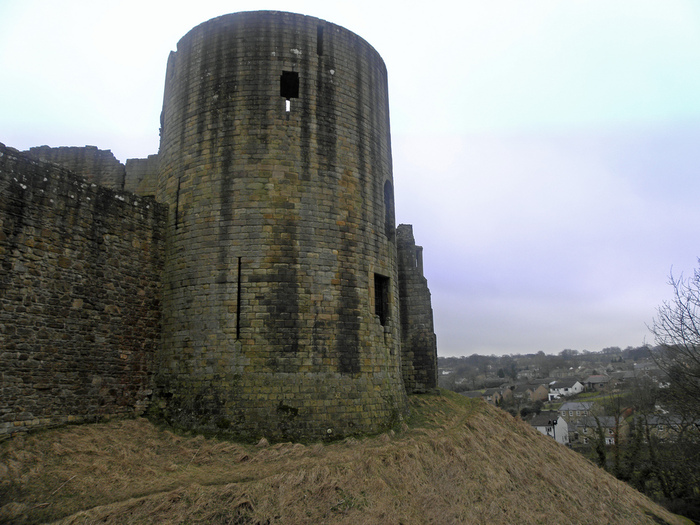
<box><xmin>648</xmin><ymin>264</ymin><xmax>700</xmax><ymax>406</ymax></box>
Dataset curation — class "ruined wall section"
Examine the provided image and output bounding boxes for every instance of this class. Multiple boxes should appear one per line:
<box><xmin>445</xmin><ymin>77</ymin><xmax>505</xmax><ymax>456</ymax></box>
<box><xmin>397</xmin><ymin>224</ymin><xmax>438</xmax><ymax>393</ymax></box>
<box><xmin>26</xmin><ymin>146</ymin><xmax>160</xmax><ymax>199</ymax></box>
<box><xmin>154</xmin><ymin>11</ymin><xmax>407</xmax><ymax>441</ymax></box>
<box><xmin>27</xmin><ymin>145</ymin><xmax>126</xmax><ymax>190</ymax></box>
<box><xmin>125</xmin><ymin>154</ymin><xmax>159</xmax><ymax>197</ymax></box>
<box><xmin>0</xmin><ymin>143</ymin><xmax>166</xmax><ymax>438</ymax></box>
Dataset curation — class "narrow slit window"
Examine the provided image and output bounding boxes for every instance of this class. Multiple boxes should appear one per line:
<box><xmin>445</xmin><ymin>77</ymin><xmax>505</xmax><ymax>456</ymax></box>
<box><xmin>236</xmin><ymin>256</ymin><xmax>242</xmax><ymax>340</ymax></box>
<box><xmin>174</xmin><ymin>177</ymin><xmax>181</xmax><ymax>229</ymax></box>
<box><xmin>317</xmin><ymin>25</ymin><xmax>324</xmax><ymax>55</ymax></box>
<box><xmin>374</xmin><ymin>273</ymin><xmax>389</xmax><ymax>326</ymax></box>
<box><xmin>383</xmin><ymin>180</ymin><xmax>395</xmax><ymax>240</ymax></box>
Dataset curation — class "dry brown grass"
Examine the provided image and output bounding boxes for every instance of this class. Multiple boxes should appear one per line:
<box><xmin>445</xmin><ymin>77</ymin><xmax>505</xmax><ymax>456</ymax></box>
<box><xmin>0</xmin><ymin>390</ymin><xmax>691</xmax><ymax>524</ymax></box>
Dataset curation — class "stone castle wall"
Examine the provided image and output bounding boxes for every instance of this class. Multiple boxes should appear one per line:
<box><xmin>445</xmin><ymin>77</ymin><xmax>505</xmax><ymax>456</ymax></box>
<box><xmin>27</xmin><ymin>146</ymin><xmax>126</xmax><ymax>190</ymax></box>
<box><xmin>0</xmin><ymin>143</ymin><xmax>166</xmax><ymax>437</ymax></box>
<box><xmin>0</xmin><ymin>11</ymin><xmax>438</xmax><ymax>442</ymax></box>
<box><xmin>26</xmin><ymin>146</ymin><xmax>159</xmax><ymax>199</ymax></box>
<box><xmin>124</xmin><ymin>154</ymin><xmax>159</xmax><ymax>197</ymax></box>
<box><xmin>397</xmin><ymin>224</ymin><xmax>438</xmax><ymax>393</ymax></box>
<box><xmin>154</xmin><ymin>11</ymin><xmax>407</xmax><ymax>441</ymax></box>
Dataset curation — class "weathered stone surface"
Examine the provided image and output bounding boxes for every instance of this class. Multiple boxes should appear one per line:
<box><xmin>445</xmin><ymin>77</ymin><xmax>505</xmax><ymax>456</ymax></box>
<box><xmin>397</xmin><ymin>224</ymin><xmax>438</xmax><ymax>393</ymax></box>
<box><xmin>0</xmin><ymin>11</ymin><xmax>439</xmax><ymax>442</ymax></box>
<box><xmin>26</xmin><ymin>145</ymin><xmax>126</xmax><ymax>190</ymax></box>
<box><xmin>125</xmin><ymin>155</ymin><xmax>159</xmax><ymax>197</ymax></box>
<box><xmin>0</xmin><ymin>143</ymin><xmax>166</xmax><ymax>438</ymax></box>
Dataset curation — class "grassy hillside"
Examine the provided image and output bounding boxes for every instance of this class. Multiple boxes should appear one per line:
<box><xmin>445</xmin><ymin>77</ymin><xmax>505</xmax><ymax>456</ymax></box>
<box><xmin>0</xmin><ymin>391</ymin><xmax>690</xmax><ymax>524</ymax></box>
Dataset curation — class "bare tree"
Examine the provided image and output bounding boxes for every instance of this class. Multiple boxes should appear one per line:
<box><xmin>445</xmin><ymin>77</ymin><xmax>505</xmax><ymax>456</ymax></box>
<box><xmin>648</xmin><ymin>266</ymin><xmax>700</xmax><ymax>406</ymax></box>
<box><xmin>601</xmin><ymin>392</ymin><xmax>627</xmax><ymax>477</ymax></box>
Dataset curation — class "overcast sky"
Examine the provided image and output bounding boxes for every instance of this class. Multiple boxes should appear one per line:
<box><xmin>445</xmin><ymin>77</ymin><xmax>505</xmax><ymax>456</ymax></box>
<box><xmin>3</xmin><ymin>0</ymin><xmax>700</xmax><ymax>357</ymax></box>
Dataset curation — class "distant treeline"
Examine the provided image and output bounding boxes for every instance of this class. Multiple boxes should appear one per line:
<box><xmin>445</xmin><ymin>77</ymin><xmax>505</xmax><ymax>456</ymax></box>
<box><xmin>438</xmin><ymin>345</ymin><xmax>654</xmax><ymax>389</ymax></box>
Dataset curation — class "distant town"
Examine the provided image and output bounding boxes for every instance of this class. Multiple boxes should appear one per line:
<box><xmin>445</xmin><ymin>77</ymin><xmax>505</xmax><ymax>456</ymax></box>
<box><xmin>439</xmin><ymin>345</ymin><xmax>699</xmax><ymax>518</ymax></box>
<box><xmin>439</xmin><ymin>345</ymin><xmax>652</xmax><ymax>400</ymax></box>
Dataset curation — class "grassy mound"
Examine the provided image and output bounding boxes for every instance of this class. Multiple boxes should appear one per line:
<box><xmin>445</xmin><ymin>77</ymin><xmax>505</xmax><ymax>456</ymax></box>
<box><xmin>0</xmin><ymin>390</ymin><xmax>690</xmax><ymax>524</ymax></box>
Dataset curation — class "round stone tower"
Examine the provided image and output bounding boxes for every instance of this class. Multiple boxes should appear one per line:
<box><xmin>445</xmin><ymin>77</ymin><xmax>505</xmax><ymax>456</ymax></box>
<box><xmin>155</xmin><ymin>11</ymin><xmax>407</xmax><ymax>440</ymax></box>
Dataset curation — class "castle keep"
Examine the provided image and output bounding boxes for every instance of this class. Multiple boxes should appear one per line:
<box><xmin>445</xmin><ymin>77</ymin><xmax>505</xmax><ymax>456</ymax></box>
<box><xmin>0</xmin><ymin>11</ymin><xmax>437</xmax><ymax>441</ymax></box>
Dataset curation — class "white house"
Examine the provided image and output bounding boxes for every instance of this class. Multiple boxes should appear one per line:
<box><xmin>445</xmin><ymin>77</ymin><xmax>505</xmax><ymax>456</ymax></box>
<box><xmin>530</xmin><ymin>411</ymin><xmax>569</xmax><ymax>445</ymax></box>
<box><xmin>548</xmin><ymin>378</ymin><xmax>585</xmax><ymax>400</ymax></box>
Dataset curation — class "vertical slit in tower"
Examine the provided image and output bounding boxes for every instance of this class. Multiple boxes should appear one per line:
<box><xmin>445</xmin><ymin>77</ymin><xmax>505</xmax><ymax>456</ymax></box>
<box><xmin>383</xmin><ymin>180</ymin><xmax>395</xmax><ymax>241</ymax></box>
<box><xmin>236</xmin><ymin>256</ymin><xmax>242</xmax><ymax>340</ymax></box>
<box><xmin>317</xmin><ymin>25</ymin><xmax>324</xmax><ymax>56</ymax></box>
<box><xmin>175</xmin><ymin>177</ymin><xmax>181</xmax><ymax>229</ymax></box>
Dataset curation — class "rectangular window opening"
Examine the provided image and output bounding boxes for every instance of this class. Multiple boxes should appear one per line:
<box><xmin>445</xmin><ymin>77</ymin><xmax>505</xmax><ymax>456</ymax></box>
<box><xmin>280</xmin><ymin>71</ymin><xmax>299</xmax><ymax>100</ymax></box>
<box><xmin>374</xmin><ymin>273</ymin><xmax>389</xmax><ymax>326</ymax></box>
